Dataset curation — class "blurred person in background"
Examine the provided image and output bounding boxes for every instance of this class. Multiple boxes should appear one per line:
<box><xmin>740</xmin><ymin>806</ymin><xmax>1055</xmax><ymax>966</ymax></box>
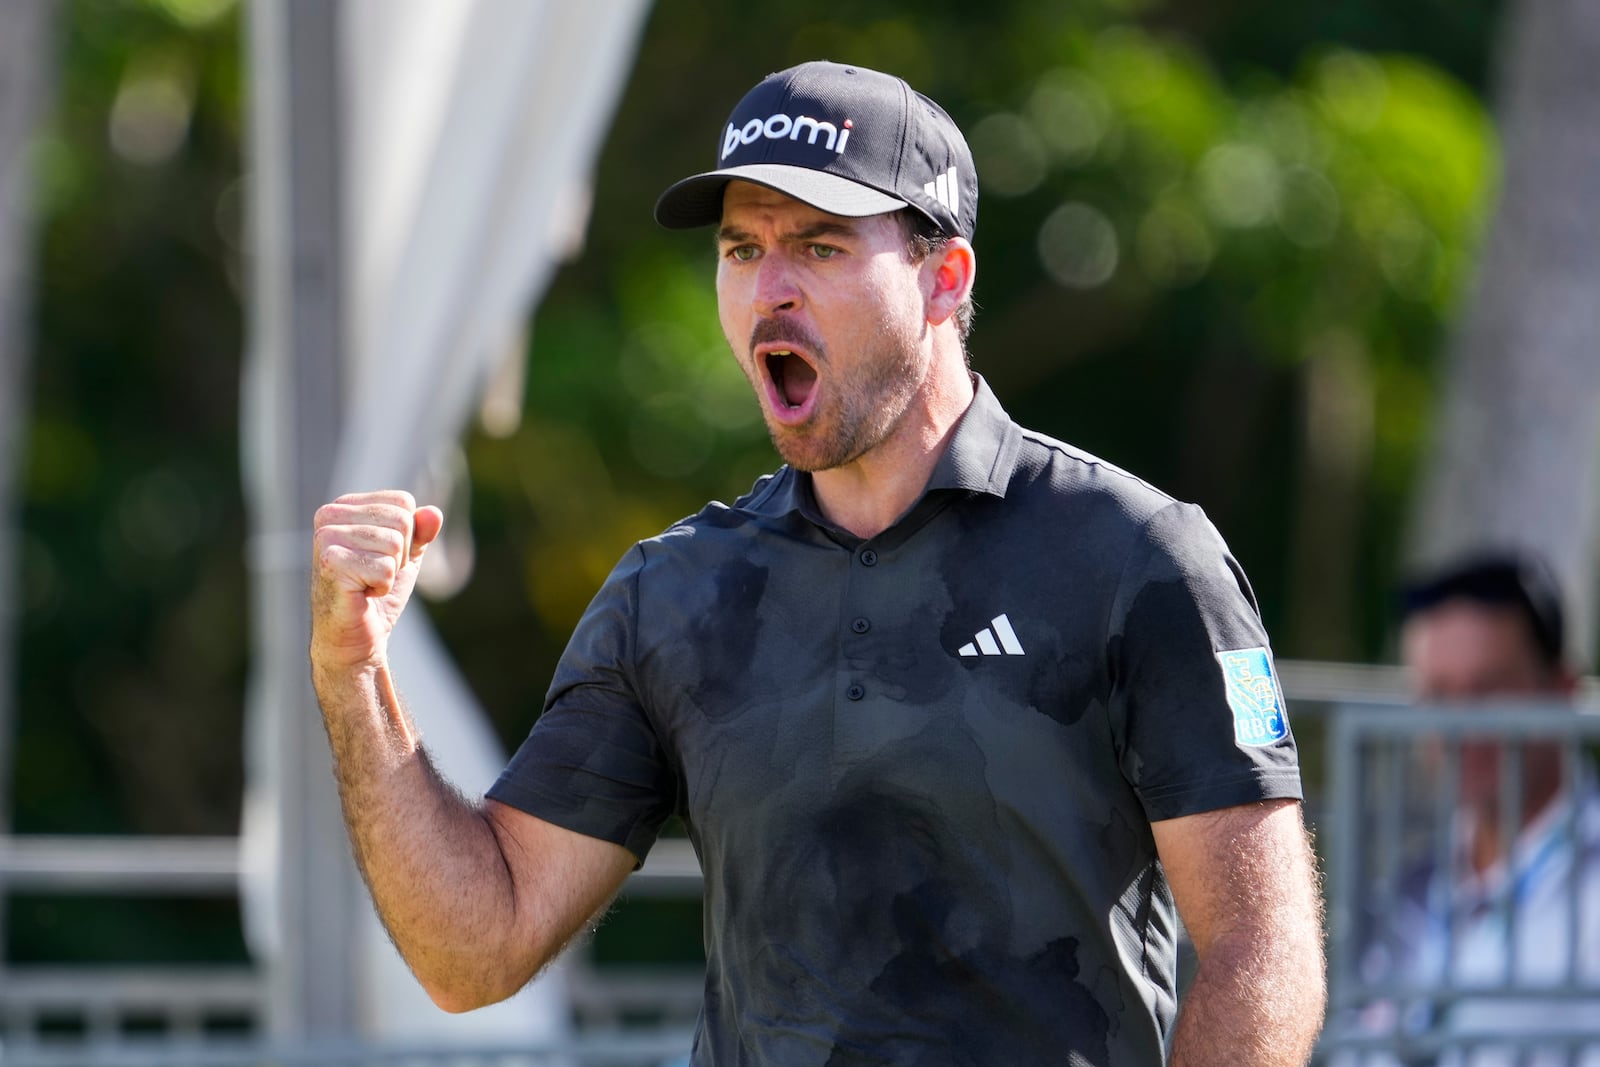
<box><xmin>1348</xmin><ymin>551</ymin><xmax>1600</xmax><ymax>1066</ymax></box>
<box><xmin>1402</xmin><ymin>552</ymin><xmax>1582</xmax><ymax>877</ymax></box>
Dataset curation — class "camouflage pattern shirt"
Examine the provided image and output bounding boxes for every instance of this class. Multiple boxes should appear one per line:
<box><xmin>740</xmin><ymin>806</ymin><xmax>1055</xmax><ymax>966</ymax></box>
<box><xmin>488</xmin><ymin>375</ymin><xmax>1303</xmax><ymax>1066</ymax></box>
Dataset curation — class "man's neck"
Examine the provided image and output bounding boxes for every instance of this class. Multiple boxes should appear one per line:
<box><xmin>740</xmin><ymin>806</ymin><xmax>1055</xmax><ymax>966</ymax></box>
<box><xmin>1465</xmin><ymin>761</ymin><xmax>1567</xmax><ymax>875</ymax></box>
<box><xmin>810</xmin><ymin>361</ymin><xmax>975</xmax><ymax>540</ymax></box>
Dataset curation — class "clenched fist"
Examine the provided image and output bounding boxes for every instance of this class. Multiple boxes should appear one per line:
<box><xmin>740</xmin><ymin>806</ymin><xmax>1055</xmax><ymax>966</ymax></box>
<box><xmin>310</xmin><ymin>490</ymin><xmax>444</xmax><ymax>672</ymax></box>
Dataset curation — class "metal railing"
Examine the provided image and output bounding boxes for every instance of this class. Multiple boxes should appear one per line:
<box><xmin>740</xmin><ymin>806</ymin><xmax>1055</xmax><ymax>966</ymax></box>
<box><xmin>0</xmin><ymin>835</ymin><xmax>704</xmax><ymax>1063</ymax></box>
<box><xmin>8</xmin><ymin>663</ymin><xmax>1600</xmax><ymax>1064</ymax></box>
<box><xmin>0</xmin><ymin>1033</ymin><xmax>698</xmax><ymax>1067</ymax></box>
<box><xmin>1316</xmin><ymin>702</ymin><xmax>1600</xmax><ymax>1064</ymax></box>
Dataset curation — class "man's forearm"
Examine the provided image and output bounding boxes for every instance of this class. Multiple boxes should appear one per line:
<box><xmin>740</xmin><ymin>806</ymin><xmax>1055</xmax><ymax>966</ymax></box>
<box><xmin>1168</xmin><ymin>926</ymin><xmax>1326</xmax><ymax>1066</ymax></box>
<box><xmin>312</xmin><ymin>660</ymin><xmax>532</xmax><ymax>1010</ymax></box>
<box><xmin>1155</xmin><ymin>800</ymin><xmax>1328</xmax><ymax>1066</ymax></box>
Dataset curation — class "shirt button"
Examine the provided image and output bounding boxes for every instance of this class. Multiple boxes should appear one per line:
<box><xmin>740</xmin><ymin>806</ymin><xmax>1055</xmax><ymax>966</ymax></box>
<box><xmin>846</xmin><ymin>684</ymin><xmax>865</xmax><ymax>701</ymax></box>
<box><xmin>851</xmin><ymin>617</ymin><xmax>870</xmax><ymax>634</ymax></box>
<box><xmin>859</xmin><ymin>549</ymin><xmax>878</xmax><ymax>567</ymax></box>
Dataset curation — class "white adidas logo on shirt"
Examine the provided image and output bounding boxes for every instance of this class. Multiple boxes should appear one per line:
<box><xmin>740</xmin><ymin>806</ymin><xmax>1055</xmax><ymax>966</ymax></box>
<box><xmin>958</xmin><ymin>613</ymin><xmax>1025</xmax><ymax>657</ymax></box>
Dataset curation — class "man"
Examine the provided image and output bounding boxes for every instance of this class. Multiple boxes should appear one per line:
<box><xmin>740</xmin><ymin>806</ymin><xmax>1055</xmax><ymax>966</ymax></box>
<box><xmin>1401</xmin><ymin>552</ymin><xmax>1580</xmax><ymax>874</ymax></box>
<box><xmin>1339</xmin><ymin>552</ymin><xmax>1600</xmax><ymax>1066</ymax></box>
<box><xmin>310</xmin><ymin>61</ymin><xmax>1326</xmax><ymax>1065</ymax></box>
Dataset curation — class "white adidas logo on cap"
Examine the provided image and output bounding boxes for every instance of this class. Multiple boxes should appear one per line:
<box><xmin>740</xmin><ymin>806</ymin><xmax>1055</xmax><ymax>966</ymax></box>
<box><xmin>924</xmin><ymin>166</ymin><xmax>960</xmax><ymax>214</ymax></box>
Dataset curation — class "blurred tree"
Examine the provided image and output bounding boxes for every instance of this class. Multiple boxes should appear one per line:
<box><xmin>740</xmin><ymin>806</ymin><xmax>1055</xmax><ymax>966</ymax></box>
<box><xmin>1408</xmin><ymin>0</ymin><xmax>1600</xmax><ymax>660</ymax></box>
<box><xmin>8</xmin><ymin>0</ymin><xmax>248</xmax><ymax>971</ymax></box>
<box><xmin>16</xmin><ymin>0</ymin><xmax>245</xmax><ymax>848</ymax></box>
<box><xmin>0</xmin><ymin>0</ymin><xmax>57</xmax><ymax>838</ymax></box>
<box><xmin>7</xmin><ymin>0</ymin><xmax>246</xmax><ymax>967</ymax></box>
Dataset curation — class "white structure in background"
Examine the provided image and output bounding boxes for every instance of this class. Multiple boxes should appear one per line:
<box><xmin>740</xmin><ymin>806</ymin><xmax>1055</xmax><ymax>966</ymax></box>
<box><xmin>1408</xmin><ymin>0</ymin><xmax>1600</xmax><ymax>657</ymax></box>
<box><xmin>241</xmin><ymin>0</ymin><xmax>650</xmax><ymax>1046</ymax></box>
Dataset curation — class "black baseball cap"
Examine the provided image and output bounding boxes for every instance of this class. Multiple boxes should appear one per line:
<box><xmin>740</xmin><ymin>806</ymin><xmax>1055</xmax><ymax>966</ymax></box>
<box><xmin>654</xmin><ymin>60</ymin><xmax>978</xmax><ymax>241</ymax></box>
<box><xmin>1399</xmin><ymin>550</ymin><xmax>1567</xmax><ymax>666</ymax></box>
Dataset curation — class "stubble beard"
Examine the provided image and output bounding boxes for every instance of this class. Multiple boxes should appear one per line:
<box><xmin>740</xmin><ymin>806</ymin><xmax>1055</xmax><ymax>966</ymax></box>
<box><xmin>763</xmin><ymin>318</ymin><xmax>924</xmax><ymax>473</ymax></box>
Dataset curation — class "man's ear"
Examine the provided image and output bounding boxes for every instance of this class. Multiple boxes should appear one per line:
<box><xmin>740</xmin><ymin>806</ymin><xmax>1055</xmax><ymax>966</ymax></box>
<box><xmin>925</xmin><ymin>238</ymin><xmax>976</xmax><ymax>327</ymax></box>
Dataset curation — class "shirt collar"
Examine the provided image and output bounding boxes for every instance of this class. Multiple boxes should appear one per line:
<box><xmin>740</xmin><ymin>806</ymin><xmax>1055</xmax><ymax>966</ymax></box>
<box><xmin>740</xmin><ymin>373</ymin><xmax>1021</xmax><ymax>524</ymax></box>
<box><xmin>925</xmin><ymin>373</ymin><xmax>1021</xmax><ymax>498</ymax></box>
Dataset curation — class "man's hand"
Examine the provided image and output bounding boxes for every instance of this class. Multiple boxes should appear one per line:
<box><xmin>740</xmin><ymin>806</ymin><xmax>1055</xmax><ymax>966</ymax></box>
<box><xmin>310</xmin><ymin>490</ymin><xmax>444</xmax><ymax>672</ymax></box>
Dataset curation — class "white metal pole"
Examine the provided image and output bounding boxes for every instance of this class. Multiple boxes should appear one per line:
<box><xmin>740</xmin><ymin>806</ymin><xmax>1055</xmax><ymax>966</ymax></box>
<box><xmin>244</xmin><ymin>0</ymin><xmax>361</xmax><ymax>1038</ymax></box>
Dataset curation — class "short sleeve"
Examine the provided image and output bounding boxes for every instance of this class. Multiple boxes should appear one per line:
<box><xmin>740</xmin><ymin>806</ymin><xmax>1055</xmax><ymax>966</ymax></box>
<box><xmin>1107</xmin><ymin>502</ymin><xmax>1302</xmax><ymax>822</ymax></box>
<box><xmin>486</xmin><ymin>545</ymin><xmax>677</xmax><ymax>864</ymax></box>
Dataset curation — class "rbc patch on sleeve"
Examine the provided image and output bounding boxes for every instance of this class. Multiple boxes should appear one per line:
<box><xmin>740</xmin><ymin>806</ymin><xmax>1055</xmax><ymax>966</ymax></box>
<box><xmin>1214</xmin><ymin>647</ymin><xmax>1290</xmax><ymax>747</ymax></box>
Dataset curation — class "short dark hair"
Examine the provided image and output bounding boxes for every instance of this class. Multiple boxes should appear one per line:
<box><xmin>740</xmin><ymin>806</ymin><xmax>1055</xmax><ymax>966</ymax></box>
<box><xmin>1400</xmin><ymin>551</ymin><xmax>1566</xmax><ymax>667</ymax></box>
<box><xmin>894</xmin><ymin>209</ymin><xmax>975</xmax><ymax>344</ymax></box>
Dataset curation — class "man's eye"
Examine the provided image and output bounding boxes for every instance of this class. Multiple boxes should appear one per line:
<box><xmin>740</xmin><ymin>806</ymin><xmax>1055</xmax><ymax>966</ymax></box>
<box><xmin>728</xmin><ymin>245</ymin><xmax>759</xmax><ymax>262</ymax></box>
<box><xmin>810</xmin><ymin>245</ymin><xmax>838</xmax><ymax>260</ymax></box>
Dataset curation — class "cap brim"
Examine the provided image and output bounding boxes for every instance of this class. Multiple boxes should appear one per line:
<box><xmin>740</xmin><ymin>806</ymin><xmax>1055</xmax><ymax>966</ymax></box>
<box><xmin>654</xmin><ymin>163</ymin><xmax>909</xmax><ymax>229</ymax></box>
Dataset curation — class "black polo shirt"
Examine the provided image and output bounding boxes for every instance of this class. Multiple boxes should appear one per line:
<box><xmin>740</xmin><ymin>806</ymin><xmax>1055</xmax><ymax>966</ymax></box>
<box><xmin>488</xmin><ymin>375</ymin><xmax>1302</xmax><ymax>1066</ymax></box>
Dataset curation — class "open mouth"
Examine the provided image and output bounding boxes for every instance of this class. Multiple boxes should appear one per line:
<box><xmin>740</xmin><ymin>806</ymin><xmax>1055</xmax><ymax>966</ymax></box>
<box><xmin>764</xmin><ymin>349</ymin><xmax>819</xmax><ymax>412</ymax></box>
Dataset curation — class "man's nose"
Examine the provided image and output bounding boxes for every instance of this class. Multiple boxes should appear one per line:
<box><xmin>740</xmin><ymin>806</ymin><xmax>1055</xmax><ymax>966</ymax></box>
<box><xmin>754</xmin><ymin>253</ymin><xmax>802</xmax><ymax>315</ymax></box>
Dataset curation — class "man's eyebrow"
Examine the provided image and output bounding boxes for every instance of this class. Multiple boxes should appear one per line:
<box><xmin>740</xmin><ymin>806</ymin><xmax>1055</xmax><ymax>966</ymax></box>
<box><xmin>714</xmin><ymin>220</ymin><xmax>862</xmax><ymax>245</ymax></box>
<box><xmin>792</xmin><ymin>221</ymin><xmax>859</xmax><ymax>242</ymax></box>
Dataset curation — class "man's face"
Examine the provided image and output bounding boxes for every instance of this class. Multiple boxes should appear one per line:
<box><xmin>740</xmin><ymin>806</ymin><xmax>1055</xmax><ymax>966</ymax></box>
<box><xmin>715</xmin><ymin>181</ymin><xmax>936</xmax><ymax>472</ymax></box>
<box><xmin>1401</xmin><ymin>599</ymin><xmax>1569</xmax><ymax>813</ymax></box>
<box><xmin>1401</xmin><ymin>600</ymin><xmax>1560</xmax><ymax>702</ymax></box>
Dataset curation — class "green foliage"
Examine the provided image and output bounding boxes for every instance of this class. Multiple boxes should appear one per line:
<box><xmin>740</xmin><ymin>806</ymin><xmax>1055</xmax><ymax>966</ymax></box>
<box><xmin>16</xmin><ymin>0</ymin><xmax>245</xmax><ymax>843</ymax></box>
<box><xmin>7</xmin><ymin>893</ymin><xmax>247</xmax><ymax>964</ymax></box>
